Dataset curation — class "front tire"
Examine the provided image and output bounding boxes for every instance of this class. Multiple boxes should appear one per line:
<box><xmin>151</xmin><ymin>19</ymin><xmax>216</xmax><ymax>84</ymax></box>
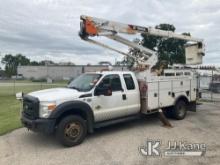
<box><xmin>172</xmin><ymin>100</ymin><xmax>187</xmax><ymax>120</ymax></box>
<box><xmin>56</xmin><ymin>115</ymin><xmax>87</xmax><ymax>147</ymax></box>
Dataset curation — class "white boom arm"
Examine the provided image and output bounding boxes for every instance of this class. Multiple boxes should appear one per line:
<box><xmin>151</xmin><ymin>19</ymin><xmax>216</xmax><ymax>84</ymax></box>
<box><xmin>79</xmin><ymin>15</ymin><xmax>205</xmax><ymax>68</ymax></box>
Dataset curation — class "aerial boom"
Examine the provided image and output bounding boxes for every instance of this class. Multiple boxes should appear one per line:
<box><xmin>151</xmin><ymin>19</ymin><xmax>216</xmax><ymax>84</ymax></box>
<box><xmin>80</xmin><ymin>15</ymin><xmax>203</xmax><ymax>43</ymax></box>
<box><xmin>79</xmin><ymin>15</ymin><xmax>205</xmax><ymax>68</ymax></box>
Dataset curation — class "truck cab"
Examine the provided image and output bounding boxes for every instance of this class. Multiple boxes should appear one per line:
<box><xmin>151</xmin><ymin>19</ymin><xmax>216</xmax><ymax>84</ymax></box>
<box><xmin>20</xmin><ymin>71</ymin><xmax>141</xmax><ymax>146</ymax></box>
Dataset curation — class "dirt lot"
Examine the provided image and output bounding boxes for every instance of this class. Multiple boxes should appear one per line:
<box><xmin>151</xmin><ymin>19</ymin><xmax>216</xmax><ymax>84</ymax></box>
<box><xmin>0</xmin><ymin>102</ymin><xmax>220</xmax><ymax>165</ymax></box>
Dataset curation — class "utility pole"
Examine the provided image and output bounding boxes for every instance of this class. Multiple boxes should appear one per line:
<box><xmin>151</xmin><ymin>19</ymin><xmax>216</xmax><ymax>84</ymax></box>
<box><xmin>211</xmin><ymin>67</ymin><xmax>214</xmax><ymax>102</ymax></box>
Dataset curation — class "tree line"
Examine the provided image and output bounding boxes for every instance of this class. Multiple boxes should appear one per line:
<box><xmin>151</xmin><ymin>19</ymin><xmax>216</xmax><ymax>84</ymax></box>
<box><xmin>1</xmin><ymin>54</ymin><xmax>56</xmax><ymax>77</ymax></box>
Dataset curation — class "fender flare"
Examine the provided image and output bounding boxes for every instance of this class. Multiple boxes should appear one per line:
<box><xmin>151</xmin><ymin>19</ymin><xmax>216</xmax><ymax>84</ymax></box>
<box><xmin>50</xmin><ymin>101</ymin><xmax>94</xmax><ymax>133</ymax></box>
<box><xmin>174</xmin><ymin>95</ymin><xmax>189</xmax><ymax>106</ymax></box>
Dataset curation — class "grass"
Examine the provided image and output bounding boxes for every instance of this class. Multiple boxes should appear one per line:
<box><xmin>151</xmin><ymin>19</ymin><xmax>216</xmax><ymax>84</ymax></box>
<box><xmin>0</xmin><ymin>82</ymin><xmax>67</xmax><ymax>135</ymax></box>
<box><xmin>0</xmin><ymin>79</ymin><xmax>32</xmax><ymax>83</ymax></box>
<box><xmin>0</xmin><ymin>95</ymin><xmax>22</xmax><ymax>135</ymax></box>
<box><xmin>0</xmin><ymin>83</ymin><xmax>67</xmax><ymax>96</ymax></box>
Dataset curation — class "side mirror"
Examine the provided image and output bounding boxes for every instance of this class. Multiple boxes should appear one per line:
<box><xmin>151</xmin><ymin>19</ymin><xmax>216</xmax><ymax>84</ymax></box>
<box><xmin>95</xmin><ymin>86</ymin><xmax>112</xmax><ymax>96</ymax></box>
<box><xmin>16</xmin><ymin>92</ymin><xmax>24</xmax><ymax>100</ymax></box>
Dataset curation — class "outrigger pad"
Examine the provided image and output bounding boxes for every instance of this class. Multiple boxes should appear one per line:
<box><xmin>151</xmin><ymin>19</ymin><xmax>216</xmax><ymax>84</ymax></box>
<box><xmin>158</xmin><ymin>109</ymin><xmax>172</xmax><ymax>128</ymax></box>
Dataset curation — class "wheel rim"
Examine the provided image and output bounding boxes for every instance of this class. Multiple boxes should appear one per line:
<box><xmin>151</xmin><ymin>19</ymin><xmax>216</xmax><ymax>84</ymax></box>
<box><xmin>177</xmin><ymin>103</ymin><xmax>185</xmax><ymax>117</ymax></box>
<box><xmin>64</xmin><ymin>122</ymin><xmax>81</xmax><ymax>140</ymax></box>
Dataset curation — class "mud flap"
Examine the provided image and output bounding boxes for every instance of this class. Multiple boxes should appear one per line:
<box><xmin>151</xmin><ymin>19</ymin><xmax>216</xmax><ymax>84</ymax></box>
<box><xmin>187</xmin><ymin>101</ymin><xmax>196</xmax><ymax>112</ymax></box>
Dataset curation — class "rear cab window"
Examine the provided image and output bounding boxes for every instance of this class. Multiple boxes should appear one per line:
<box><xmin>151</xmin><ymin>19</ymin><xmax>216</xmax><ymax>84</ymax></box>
<box><xmin>123</xmin><ymin>74</ymin><xmax>135</xmax><ymax>90</ymax></box>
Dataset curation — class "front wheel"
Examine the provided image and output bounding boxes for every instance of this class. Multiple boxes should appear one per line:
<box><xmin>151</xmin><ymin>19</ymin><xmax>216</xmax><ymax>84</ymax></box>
<box><xmin>172</xmin><ymin>100</ymin><xmax>187</xmax><ymax>120</ymax></box>
<box><xmin>56</xmin><ymin>115</ymin><xmax>87</xmax><ymax>147</ymax></box>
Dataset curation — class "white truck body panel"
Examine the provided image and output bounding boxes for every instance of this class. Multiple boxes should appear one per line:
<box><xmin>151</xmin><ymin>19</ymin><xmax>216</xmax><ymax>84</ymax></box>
<box><xmin>26</xmin><ymin>70</ymin><xmax>198</xmax><ymax>122</ymax></box>
<box><xmin>29</xmin><ymin>88</ymin><xmax>83</xmax><ymax>102</ymax></box>
<box><xmin>92</xmin><ymin>90</ymin><xmax>128</xmax><ymax>122</ymax></box>
<box><xmin>145</xmin><ymin>76</ymin><xmax>197</xmax><ymax>112</ymax></box>
<box><xmin>91</xmin><ymin>71</ymin><xmax>140</xmax><ymax>122</ymax></box>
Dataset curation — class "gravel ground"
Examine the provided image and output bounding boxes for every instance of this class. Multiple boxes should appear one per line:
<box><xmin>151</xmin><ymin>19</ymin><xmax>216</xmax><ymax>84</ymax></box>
<box><xmin>0</xmin><ymin>102</ymin><xmax>220</xmax><ymax>165</ymax></box>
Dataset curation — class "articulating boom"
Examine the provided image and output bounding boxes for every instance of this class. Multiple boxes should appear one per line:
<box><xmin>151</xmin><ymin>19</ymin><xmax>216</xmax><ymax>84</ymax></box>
<box><xmin>79</xmin><ymin>15</ymin><xmax>205</xmax><ymax>69</ymax></box>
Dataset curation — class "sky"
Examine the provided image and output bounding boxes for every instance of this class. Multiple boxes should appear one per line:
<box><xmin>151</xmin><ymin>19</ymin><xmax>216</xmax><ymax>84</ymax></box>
<box><xmin>0</xmin><ymin>0</ymin><xmax>220</xmax><ymax>67</ymax></box>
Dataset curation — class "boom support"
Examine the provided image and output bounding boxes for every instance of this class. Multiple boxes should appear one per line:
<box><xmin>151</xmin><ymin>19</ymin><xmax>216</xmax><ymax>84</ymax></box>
<box><xmin>79</xmin><ymin>15</ymin><xmax>205</xmax><ymax>69</ymax></box>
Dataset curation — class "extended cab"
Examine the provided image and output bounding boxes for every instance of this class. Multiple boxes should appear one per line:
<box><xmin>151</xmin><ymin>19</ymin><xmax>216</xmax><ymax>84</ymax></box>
<box><xmin>19</xmin><ymin>70</ymin><xmax>197</xmax><ymax>146</ymax></box>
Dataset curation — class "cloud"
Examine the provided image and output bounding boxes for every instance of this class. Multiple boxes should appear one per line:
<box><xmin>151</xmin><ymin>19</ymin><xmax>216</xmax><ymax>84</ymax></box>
<box><xmin>0</xmin><ymin>0</ymin><xmax>220</xmax><ymax>65</ymax></box>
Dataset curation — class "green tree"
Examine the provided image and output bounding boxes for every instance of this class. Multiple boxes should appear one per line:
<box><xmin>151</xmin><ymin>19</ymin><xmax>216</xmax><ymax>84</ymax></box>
<box><xmin>30</xmin><ymin>61</ymin><xmax>40</xmax><ymax>66</ymax></box>
<box><xmin>38</xmin><ymin>60</ymin><xmax>55</xmax><ymax>65</ymax></box>
<box><xmin>125</xmin><ymin>38</ymin><xmax>145</xmax><ymax>68</ymax></box>
<box><xmin>126</xmin><ymin>24</ymin><xmax>190</xmax><ymax>67</ymax></box>
<box><xmin>15</xmin><ymin>54</ymin><xmax>30</xmax><ymax>65</ymax></box>
<box><xmin>1</xmin><ymin>54</ymin><xmax>16</xmax><ymax>77</ymax></box>
<box><xmin>1</xmin><ymin>54</ymin><xmax>30</xmax><ymax>77</ymax></box>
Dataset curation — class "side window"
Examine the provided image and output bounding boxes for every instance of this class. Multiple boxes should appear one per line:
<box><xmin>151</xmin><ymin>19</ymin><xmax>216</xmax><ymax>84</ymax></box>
<box><xmin>184</xmin><ymin>72</ymin><xmax>191</xmax><ymax>76</ymax></box>
<box><xmin>123</xmin><ymin>74</ymin><xmax>135</xmax><ymax>90</ymax></box>
<box><xmin>99</xmin><ymin>74</ymin><xmax>122</xmax><ymax>92</ymax></box>
<box><xmin>111</xmin><ymin>75</ymin><xmax>122</xmax><ymax>91</ymax></box>
<box><xmin>176</xmin><ymin>72</ymin><xmax>183</xmax><ymax>76</ymax></box>
<box><xmin>165</xmin><ymin>73</ymin><xmax>175</xmax><ymax>76</ymax></box>
<box><xmin>99</xmin><ymin>76</ymin><xmax>110</xmax><ymax>88</ymax></box>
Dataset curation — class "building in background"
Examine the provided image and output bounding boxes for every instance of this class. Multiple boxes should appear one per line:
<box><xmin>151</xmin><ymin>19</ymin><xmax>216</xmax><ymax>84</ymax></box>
<box><xmin>17</xmin><ymin>65</ymin><xmax>127</xmax><ymax>80</ymax></box>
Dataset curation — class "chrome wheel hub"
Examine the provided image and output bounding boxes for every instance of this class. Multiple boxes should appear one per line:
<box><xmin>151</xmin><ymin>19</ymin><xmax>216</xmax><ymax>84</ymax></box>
<box><xmin>64</xmin><ymin>122</ymin><xmax>81</xmax><ymax>139</ymax></box>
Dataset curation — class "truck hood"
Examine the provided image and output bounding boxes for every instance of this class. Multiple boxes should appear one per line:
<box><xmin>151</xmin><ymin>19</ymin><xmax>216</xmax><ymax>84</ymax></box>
<box><xmin>28</xmin><ymin>88</ymin><xmax>85</xmax><ymax>102</ymax></box>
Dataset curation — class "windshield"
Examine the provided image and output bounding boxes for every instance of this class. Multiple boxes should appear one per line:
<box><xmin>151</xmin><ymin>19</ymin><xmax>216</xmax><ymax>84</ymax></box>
<box><xmin>67</xmin><ymin>74</ymin><xmax>102</xmax><ymax>92</ymax></box>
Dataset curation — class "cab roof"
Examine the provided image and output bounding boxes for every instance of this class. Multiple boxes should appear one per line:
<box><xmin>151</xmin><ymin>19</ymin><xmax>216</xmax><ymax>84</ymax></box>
<box><xmin>86</xmin><ymin>70</ymin><xmax>134</xmax><ymax>75</ymax></box>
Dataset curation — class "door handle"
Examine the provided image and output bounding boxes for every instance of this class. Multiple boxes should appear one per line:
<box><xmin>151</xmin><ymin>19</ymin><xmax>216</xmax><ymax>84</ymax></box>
<box><xmin>122</xmin><ymin>94</ymin><xmax>127</xmax><ymax>100</ymax></box>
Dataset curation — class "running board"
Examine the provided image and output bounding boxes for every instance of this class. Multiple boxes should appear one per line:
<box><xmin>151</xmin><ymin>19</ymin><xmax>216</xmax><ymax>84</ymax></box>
<box><xmin>141</xmin><ymin>109</ymin><xmax>159</xmax><ymax>114</ymax></box>
<box><xmin>94</xmin><ymin>115</ymin><xmax>140</xmax><ymax>129</ymax></box>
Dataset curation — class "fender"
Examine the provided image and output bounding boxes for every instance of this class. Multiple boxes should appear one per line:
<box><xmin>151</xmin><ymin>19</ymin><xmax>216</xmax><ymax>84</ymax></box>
<box><xmin>173</xmin><ymin>95</ymin><xmax>196</xmax><ymax>111</ymax></box>
<box><xmin>174</xmin><ymin>95</ymin><xmax>189</xmax><ymax>106</ymax></box>
<box><xmin>50</xmin><ymin>100</ymin><xmax>94</xmax><ymax>133</ymax></box>
<box><xmin>173</xmin><ymin>95</ymin><xmax>196</xmax><ymax>112</ymax></box>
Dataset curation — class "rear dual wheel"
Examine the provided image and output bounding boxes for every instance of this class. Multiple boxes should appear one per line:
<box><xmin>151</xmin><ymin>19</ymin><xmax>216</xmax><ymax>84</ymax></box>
<box><xmin>173</xmin><ymin>100</ymin><xmax>187</xmax><ymax>120</ymax></box>
<box><xmin>163</xmin><ymin>100</ymin><xmax>187</xmax><ymax>120</ymax></box>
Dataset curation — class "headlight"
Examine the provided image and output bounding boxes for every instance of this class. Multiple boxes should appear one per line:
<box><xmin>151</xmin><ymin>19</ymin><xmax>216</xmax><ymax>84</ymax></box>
<box><xmin>39</xmin><ymin>102</ymin><xmax>56</xmax><ymax>118</ymax></box>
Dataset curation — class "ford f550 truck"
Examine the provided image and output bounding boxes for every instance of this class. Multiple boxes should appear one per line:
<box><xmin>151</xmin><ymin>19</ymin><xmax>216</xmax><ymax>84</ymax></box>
<box><xmin>18</xmin><ymin>16</ymin><xmax>204</xmax><ymax>146</ymax></box>
<box><xmin>20</xmin><ymin>70</ymin><xmax>198</xmax><ymax>146</ymax></box>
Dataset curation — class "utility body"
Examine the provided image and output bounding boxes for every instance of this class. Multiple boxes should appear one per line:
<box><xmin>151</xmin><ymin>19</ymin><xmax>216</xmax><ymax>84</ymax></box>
<box><xmin>18</xmin><ymin>16</ymin><xmax>204</xmax><ymax>146</ymax></box>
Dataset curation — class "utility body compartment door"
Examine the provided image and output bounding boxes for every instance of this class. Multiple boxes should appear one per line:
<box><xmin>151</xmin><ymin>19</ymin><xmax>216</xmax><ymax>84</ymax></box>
<box><xmin>147</xmin><ymin>82</ymin><xmax>159</xmax><ymax>110</ymax></box>
<box><xmin>158</xmin><ymin>81</ymin><xmax>173</xmax><ymax>107</ymax></box>
<box><xmin>146</xmin><ymin>77</ymin><xmax>198</xmax><ymax>111</ymax></box>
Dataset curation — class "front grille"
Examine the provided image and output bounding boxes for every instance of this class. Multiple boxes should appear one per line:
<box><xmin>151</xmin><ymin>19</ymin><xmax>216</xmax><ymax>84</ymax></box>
<box><xmin>23</xmin><ymin>95</ymin><xmax>39</xmax><ymax>119</ymax></box>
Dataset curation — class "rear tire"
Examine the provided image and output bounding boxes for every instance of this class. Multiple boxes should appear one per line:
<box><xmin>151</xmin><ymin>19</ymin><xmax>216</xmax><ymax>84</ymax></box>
<box><xmin>162</xmin><ymin>107</ymin><xmax>173</xmax><ymax>118</ymax></box>
<box><xmin>172</xmin><ymin>100</ymin><xmax>187</xmax><ymax>120</ymax></box>
<box><xmin>56</xmin><ymin>115</ymin><xmax>87</xmax><ymax>147</ymax></box>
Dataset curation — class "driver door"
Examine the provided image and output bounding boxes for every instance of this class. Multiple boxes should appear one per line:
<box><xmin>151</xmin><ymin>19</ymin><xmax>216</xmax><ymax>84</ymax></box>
<box><xmin>92</xmin><ymin>74</ymin><xmax>127</xmax><ymax>122</ymax></box>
